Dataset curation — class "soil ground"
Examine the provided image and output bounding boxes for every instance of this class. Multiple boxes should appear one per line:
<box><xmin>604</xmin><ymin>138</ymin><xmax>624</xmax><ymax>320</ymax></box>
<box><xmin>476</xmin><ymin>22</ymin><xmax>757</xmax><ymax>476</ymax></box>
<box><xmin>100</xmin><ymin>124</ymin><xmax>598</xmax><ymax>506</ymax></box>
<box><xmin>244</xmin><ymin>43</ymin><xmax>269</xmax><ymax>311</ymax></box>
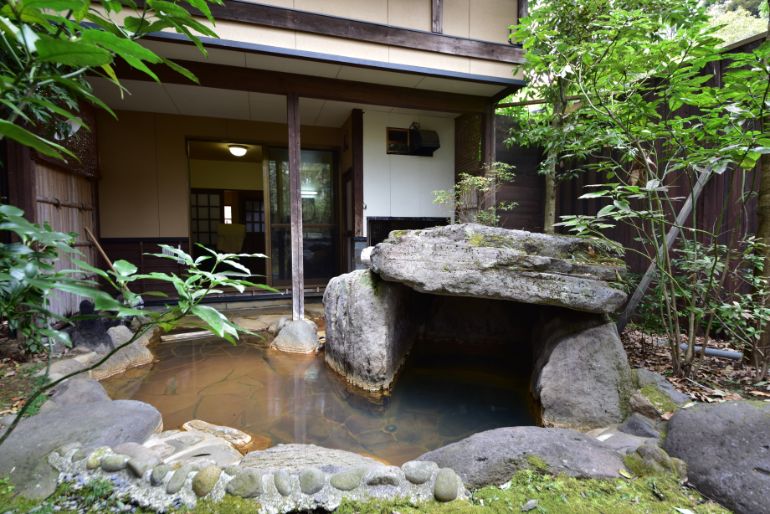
<box><xmin>622</xmin><ymin>327</ymin><xmax>770</xmax><ymax>404</ymax></box>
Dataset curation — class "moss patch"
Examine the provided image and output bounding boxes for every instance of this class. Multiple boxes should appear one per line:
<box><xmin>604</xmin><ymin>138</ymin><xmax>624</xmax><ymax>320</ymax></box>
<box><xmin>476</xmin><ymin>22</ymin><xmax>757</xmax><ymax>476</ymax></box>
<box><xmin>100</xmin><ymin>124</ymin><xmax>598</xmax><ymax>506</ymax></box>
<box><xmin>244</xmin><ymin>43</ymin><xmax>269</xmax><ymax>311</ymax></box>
<box><xmin>640</xmin><ymin>384</ymin><xmax>678</xmax><ymax>413</ymax></box>
<box><xmin>183</xmin><ymin>495</ymin><xmax>261</xmax><ymax>513</ymax></box>
<box><xmin>525</xmin><ymin>454</ymin><xmax>549</xmax><ymax>471</ymax></box>
<box><xmin>338</xmin><ymin>470</ymin><xmax>726</xmax><ymax>514</ymax></box>
<box><xmin>467</xmin><ymin>232</ymin><xmax>517</xmax><ymax>249</ymax></box>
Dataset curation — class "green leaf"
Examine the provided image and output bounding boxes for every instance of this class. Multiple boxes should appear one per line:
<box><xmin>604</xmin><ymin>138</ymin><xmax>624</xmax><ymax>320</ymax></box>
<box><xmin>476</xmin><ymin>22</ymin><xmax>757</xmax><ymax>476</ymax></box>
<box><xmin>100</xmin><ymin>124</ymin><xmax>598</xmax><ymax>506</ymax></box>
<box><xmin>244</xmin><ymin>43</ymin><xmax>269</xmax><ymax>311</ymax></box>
<box><xmin>36</xmin><ymin>36</ymin><xmax>112</xmax><ymax>66</ymax></box>
<box><xmin>191</xmin><ymin>304</ymin><xmax>228</xmax><ymax>338</ymax></box>
<box><xmin>112</xmin><ymin>259</ymin><xmax>138</xmax><ymax>277</ymax></box>
<box><xmin>160</xmin><ymin>56</ymin><xmax>198</xmax><ymax>83</ymax></box>
<box><xmin>0</xmin><ymin>120</ymin><xmax>71</xmax><ymax>160</ymax></box>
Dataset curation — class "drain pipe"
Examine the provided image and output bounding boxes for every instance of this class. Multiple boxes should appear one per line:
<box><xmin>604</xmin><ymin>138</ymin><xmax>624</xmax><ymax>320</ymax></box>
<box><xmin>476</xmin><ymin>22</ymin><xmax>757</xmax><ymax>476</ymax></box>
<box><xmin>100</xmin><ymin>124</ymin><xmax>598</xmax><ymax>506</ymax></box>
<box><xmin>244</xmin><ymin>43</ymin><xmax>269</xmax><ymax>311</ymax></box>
<box><xmin>652</xmin><ymin>338</ymin><xmax>743</xmax><ymax>361</ymax></box>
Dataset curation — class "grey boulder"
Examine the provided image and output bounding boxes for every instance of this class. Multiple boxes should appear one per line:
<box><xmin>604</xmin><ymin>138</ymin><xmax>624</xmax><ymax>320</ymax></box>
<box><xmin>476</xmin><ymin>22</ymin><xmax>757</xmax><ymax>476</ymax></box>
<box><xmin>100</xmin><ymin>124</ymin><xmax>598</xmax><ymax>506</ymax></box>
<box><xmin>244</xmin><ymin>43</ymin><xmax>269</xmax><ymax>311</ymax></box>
<box><xmin>418</xmin><ymin>426</ymin><xmax>626</xmax><ymax>489</ymax></box>
<box><xmin>369</xmin><ymin>224</ymin><xmax>626</xmax><ymax>314</ymax></box>
<box><xmin>0</xmin><ymin>399</ymin><xmax>161</xmax><ymax>499</ymax></box>
<box><xmin>271</xmin><ymin>319</ymin><xmax>319</xmax><ymax>354</ymax></box>
<box><xmin>323</xmin><ymin>270</ymin><xmax>415</xmax><ymax>391</ymax></box>
<box><xmin>40</xmin><ymin>378</ymin><xmax>111</xmax><ymax>413</ymax></box>
<box><xmin>664</xmin><ymin>401</ymin><xmax>770</xmax><ymax>514</ymax></box>
<box><xmin>533</xmin><ymin>313</ymin><xmax>633</xmax><ymax>430</ymax></box>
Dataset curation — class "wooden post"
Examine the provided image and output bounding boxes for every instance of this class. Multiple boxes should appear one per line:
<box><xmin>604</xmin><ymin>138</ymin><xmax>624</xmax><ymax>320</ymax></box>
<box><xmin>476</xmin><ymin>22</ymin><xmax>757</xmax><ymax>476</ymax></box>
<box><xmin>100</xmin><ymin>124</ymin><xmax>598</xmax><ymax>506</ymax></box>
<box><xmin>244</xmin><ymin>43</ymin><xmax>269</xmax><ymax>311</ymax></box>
<box><xmin>517</xmin><ymin>0</ymin><xmax>529</xmax><ymax>23</ymax></box>
<box><xmin>431</xmin><ymin>0</ymin><xmax>443</xmax><ymax>33</ymax></box>
<box><xmin>287</xmin><ymin>93</ymin><xmax>304</xmax><ymax>320</ymax></box>
<box><xmin>482</xmin><ymin>103</ymin><xmax>496</xmax><ymax>213</ymax></box>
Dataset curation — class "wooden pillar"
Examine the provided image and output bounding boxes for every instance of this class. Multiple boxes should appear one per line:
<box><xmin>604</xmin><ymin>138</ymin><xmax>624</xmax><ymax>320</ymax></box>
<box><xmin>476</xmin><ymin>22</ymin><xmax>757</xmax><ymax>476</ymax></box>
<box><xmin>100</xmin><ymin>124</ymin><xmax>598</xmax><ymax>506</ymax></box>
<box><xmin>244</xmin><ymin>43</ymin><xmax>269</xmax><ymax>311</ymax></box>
<box><xmin>287</xmin><ymin>93</ymin><xmax>304</xmax><ymax>320</ymax></box>
<box><xmin>352</xmin><ymin>109</ymin><xmax>364</xmax><ymax>236</ymax></box>
<box><xmin>431</xmin><ymin>0</ymin><xmax>443</xmax><ymax>33</ymax></box>
<box><xmin>482</xmin><ymin>103</ymin><xmax>497</xmax><ymax>211</ymax></box>
<box><xmin>517</xmin><ymin>0</ymin><xmax>529</xmax><ymax>23</ymax></box>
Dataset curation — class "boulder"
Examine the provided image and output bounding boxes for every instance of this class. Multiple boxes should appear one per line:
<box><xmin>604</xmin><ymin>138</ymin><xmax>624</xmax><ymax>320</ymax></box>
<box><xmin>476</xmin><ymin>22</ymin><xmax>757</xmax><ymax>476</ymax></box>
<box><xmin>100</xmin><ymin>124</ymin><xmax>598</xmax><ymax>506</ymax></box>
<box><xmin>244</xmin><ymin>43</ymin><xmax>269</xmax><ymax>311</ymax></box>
<box><xmin>271</xmin><ymin>319</ymin><xmax>319</xmax><ymax>354</ymax></box>
<box><xmin>664</xmin><ymin>401</ymin><xmax>770</xmax><ymax>514</ymax></box>
<box><xmin>369</xmin><ymin>224</ymin><xmax>626</xmax><ymax>314</ymax></box>
<box><xmin>40</xmin><ymin>378</ymin><xmax>110</xmax><ymax>413</ymax></box>
<box><xmin>533</xmin><ymin>312</ymin><xmax>633</xmax><ymax>430</ymax></box>
<box><xmin>418</xmin><ymin>426</ymin><xmax>626</xmax><ymax>489</ymax></box>
<box><xmin>323</xmin><ymin>270</ymin><xmax>416</xmax><ymax>391</ymax></box>
<box><xmin>89</xmin><ymin>326</ymin><xmax>154</xmax><ymax>380</ymax></box>
<box><xmin>0</xmin><ymin>399</ymin><xmax>161</xmax><ymax>499</ymax></box>
<box><xmin>69</xmin><ymin>300</ymin><xmax>117</xmax><ymax>353</ymax></box>
<box><xmin>240</xmin><ymin>443</ymin><xmax>382</xmax><ymax>474</ymax></box>
<box><xmin>618</xmin><ymin>413</ymin><xmax>660</xmax><ymax>439</ymax></box>
<box><xmin>634</xmin><ymin>368</ymin><xmax>690</xmax><ymax>407</ymax></box>
<box><xmin>182</xmin><ymin>419</ymin><xmax>252</xmax><ymax>452</ymax></box>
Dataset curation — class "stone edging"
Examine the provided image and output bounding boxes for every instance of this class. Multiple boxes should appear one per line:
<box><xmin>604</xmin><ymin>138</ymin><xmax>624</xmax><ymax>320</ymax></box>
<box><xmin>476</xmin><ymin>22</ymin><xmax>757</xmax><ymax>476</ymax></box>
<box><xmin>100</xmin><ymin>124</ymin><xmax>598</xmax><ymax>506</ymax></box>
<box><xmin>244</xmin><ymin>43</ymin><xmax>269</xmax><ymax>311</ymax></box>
<box><xmin>49</xmin><ymin>439</ymin><xmax>466</xmax><ymax>513</ymax></box>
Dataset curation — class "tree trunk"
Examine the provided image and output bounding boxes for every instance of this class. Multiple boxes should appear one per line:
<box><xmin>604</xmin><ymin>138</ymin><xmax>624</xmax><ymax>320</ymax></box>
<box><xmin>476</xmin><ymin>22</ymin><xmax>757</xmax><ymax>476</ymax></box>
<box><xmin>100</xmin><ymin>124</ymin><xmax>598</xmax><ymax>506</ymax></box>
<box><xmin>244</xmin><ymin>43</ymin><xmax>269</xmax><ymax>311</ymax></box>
<box><xmin>543</xmin><ymin>171</ymin><xmax>556</xmax><ymax>233</ymax></box>
<box><xmin>754</xmin><ymin>7</ymin><xmax>770</xmax><ymax>378</ymax></box>
<box><xmin>543</xmin><ymin>80</ymin><xmax>566</xmax><ymax>234</ymax></box>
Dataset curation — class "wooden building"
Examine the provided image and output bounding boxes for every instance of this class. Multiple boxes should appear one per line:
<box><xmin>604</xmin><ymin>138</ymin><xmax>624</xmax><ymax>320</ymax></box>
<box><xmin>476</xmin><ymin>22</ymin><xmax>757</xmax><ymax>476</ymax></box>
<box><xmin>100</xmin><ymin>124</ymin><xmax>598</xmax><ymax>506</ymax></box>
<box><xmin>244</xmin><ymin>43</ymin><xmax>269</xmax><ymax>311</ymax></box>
<box><xmin>1</xmin><ymin>0</ymin><xmax>527</xmax><ymax>318</ymax></box>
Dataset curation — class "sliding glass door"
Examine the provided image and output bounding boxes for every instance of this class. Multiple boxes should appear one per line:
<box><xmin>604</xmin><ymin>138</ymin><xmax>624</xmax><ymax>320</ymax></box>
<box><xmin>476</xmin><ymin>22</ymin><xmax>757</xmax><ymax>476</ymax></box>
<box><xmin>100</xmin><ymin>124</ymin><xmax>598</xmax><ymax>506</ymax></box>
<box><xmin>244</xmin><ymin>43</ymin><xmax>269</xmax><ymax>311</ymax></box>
<box><xmin>266</xmin><ymin>148</ymin><xmax>337</xmax><ymax>284</ymax></box>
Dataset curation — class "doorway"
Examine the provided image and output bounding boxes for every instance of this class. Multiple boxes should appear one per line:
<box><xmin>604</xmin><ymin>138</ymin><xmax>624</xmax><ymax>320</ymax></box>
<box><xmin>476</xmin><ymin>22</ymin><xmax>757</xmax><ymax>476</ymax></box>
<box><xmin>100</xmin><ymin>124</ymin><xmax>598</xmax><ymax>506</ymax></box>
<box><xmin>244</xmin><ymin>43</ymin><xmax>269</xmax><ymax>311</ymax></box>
<box><xmin>265</xmin><ymin>147</ymin><xmax>338</xmax><ymax>286</ymax></box>
<box><xmin>187</xmin><ymin>141</ymin><xmax>267</xmax><ymax>281</ymax></box>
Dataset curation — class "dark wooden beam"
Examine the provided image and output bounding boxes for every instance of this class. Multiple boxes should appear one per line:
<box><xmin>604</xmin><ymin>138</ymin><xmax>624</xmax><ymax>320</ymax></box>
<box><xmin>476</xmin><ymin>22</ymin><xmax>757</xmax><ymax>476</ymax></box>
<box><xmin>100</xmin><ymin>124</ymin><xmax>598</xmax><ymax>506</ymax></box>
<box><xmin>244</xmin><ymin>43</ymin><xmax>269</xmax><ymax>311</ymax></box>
<box><xmin>112</xmin><ymin>59</ymin><xmax>492</xmax><ymax>114</ymax></box>
<box><xmin>352</xmin><ymin>109</ymin><xmax>364</xmax><ymax>236</ymax></box>
<box><xmin>287</xmin><ymin>93</ymin><xmax>304</xmax><ymax>320</ymax></box>
<box><xmin>517</xmin><ymin>0</ymin><xmax>529</xmax><ymax>23</ymax></box>
<box><xmin>431</xmin><ymin>0</ymin><xmax>443</xmax><ymax>34</ymax></box>
<box><xmin>206</xmin><ymin>1</ymin><xmax>523</xmax><ymax>64</ymax></box>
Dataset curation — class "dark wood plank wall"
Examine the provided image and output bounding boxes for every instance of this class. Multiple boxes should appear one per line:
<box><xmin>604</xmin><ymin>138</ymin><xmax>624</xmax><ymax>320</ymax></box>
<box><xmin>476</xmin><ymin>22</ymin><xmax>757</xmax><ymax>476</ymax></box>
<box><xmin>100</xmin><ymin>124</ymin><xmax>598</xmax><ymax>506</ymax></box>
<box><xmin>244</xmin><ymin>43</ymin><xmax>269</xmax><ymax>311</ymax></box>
<box><xmin>99</xmin><ymin>238</ymin><xmax>190</xmax><ymax>298</ymax></box>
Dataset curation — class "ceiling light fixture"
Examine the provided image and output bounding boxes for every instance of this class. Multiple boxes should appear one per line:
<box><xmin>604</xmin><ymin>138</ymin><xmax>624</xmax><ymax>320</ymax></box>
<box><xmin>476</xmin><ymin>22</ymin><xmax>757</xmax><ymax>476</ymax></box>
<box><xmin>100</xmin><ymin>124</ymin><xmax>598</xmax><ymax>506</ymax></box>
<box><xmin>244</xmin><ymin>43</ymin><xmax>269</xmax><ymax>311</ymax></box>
<box><xmin>228</xmin><ymin>144</ymin><xmax>248</xmax><ymax>157</ymax></box>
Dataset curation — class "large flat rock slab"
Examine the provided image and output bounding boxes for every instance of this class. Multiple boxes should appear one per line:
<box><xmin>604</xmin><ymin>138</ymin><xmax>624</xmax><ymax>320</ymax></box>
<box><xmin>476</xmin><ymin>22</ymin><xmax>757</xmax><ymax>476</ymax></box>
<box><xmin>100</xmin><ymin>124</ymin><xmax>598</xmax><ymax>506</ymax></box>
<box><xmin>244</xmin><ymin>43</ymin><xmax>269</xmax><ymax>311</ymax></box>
<box><xmin>664</xmin><ymin>401</ymin><xmax>770</xmax><ymax>514</ymax></box>
<box><xmin>240</xmin><ymin>444</ymin><xmax>383</xmax><ymax>474</ymax></box>
<box><xmin>369</xmin><ymin>224</ymin><xmax>626</xmax><ymax>314</ymax></box>
<box><xmin>418</xmin><ymin>426</ymin><xmax>626</xmax><ymax>489</ymax></box>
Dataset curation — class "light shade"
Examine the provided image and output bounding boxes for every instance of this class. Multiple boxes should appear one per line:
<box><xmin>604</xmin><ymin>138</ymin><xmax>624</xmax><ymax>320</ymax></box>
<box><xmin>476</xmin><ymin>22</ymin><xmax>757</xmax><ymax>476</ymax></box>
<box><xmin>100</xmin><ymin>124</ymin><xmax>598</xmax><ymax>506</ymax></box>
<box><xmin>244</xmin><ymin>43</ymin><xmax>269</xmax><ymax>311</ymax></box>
<box><xmin>228</xmin><ymin>144</ymin><xmax>248</xmax><ymax>157</ymax></box>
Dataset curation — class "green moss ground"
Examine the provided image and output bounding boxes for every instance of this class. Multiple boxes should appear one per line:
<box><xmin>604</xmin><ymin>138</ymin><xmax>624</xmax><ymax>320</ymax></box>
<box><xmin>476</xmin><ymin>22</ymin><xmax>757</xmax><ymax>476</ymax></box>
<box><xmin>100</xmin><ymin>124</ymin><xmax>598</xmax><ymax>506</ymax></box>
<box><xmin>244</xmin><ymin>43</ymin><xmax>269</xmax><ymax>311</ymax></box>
<box><xmin>1</xmin><ymin>469</ymin><xmax>726</xmax><ymax>514</ymax></box>
<box><xmin>640</xmin><ymin>383</ymin><xmax>678</xmax><ymax>413</ymax></box>
<box><xmin>338</xmin><ymin>470</ymin><xmax>726</xmax><ymax>514</ymax></box>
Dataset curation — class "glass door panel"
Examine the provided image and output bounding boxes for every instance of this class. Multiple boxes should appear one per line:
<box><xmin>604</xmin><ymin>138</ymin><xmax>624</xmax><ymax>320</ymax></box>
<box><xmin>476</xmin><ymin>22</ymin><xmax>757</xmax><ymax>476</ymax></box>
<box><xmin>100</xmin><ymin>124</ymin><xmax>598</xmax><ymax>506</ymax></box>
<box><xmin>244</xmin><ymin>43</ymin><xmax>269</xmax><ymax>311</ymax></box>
<box><xmin>267</xmin><ymin>148</ymin><xmax>336</xmax><ymax>283</ymax></box>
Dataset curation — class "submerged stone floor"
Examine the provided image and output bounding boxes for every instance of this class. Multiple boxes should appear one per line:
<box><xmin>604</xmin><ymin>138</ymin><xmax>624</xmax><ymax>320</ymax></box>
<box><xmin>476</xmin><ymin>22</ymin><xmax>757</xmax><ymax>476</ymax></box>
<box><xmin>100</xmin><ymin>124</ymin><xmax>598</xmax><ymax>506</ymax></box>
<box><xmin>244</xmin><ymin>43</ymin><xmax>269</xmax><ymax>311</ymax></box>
<box><xmin>102</xmin><ymin>334</ymin><xmax>534</xmax><ymax>465</ymax></box>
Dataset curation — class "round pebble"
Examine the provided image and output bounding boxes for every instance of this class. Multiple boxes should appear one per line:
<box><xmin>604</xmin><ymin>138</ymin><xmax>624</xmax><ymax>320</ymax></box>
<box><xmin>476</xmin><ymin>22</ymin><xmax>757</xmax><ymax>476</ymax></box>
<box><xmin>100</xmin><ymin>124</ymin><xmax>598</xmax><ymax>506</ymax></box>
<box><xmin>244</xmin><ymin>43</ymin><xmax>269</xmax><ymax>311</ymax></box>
<box><xmin>192</xmin><ymin>465</ymin><xmax>222</xmax><ymax>497</ymax></box>
<box><xmin>70</xmin><ymin>449</ymin><xmax>86</xmax><ymax>463</ymax></box>
<box><xmin>433</xmin><ymin>468</ymin><xmax>460</xmax><ymax>502</ymax></box>
<box><xmin>100</xmin><ymin>454</ymin><xmax>129</xmax><ymax>472</ymax></box>
<box><xmin>402</xmin><ymin>461</ymin><xmax>437</xmax><ymax>485</ymax></box>
<box><xmin>166</xmin><ymin>466</ymin><xmax>191</xmax><ymax>494</ymax></box>
<box><xmin>86</xmin><ymin>447</ymin><xmax>110</xmax><ymax>470</ymax></box>
<box><xmin>226</xmin><ymin>469</ymin><xmax>263</xmax><ymax>498</ymax></box>
<box><xmin>330</xmin><ymin>468</ymin><xmax>364</xmax><ymax>491</ymax></box>
<box><xmin>365</xmin><ymin>467</ymin><xmax>401</xmax><ymax>487</ymax></box>
<box><xmin>273</xmin><ymin>470</ymin><xmax>293</xmax><ymax>496</ymax></box>
<box><xmin>299</xmin><ymin>468</ymin><xmax>325</xmax><ymax>495</ymax></box>
<box><xmin>127</xmin><ymin>456</ymin><xmax>158</xmax><ymax>478</ymax></box>
<box><xmin>150</xmin><ymin>464</ymin><xmax>171</xmax><ymax>486</ymax></box>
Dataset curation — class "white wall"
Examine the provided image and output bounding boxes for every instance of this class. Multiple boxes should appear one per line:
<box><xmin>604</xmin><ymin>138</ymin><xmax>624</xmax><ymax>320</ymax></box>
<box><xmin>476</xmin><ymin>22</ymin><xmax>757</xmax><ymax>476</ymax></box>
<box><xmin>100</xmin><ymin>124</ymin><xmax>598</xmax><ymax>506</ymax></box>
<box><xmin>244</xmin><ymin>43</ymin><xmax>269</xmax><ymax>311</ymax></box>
<box><xmin>362</xmin><ymin>110</ymin><xmax>455</xmax><ymax>236</ymax></box>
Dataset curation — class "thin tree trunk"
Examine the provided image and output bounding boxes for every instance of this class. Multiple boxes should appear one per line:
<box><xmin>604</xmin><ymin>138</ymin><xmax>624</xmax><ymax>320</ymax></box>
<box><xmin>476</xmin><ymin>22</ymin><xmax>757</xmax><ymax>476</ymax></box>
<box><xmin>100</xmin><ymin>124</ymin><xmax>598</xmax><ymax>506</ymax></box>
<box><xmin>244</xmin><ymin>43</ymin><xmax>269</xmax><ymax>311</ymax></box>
<box><xmin>755</xmin><ymin>6</ymin><xmax>770</xmax><ymax>378</ymax></box>
<box><xmin>543</xmin><ymin>80</ymin><xmax>566</xmax><ymax>234</ymax></box>
<box><xmin>543</xmin><ymin>172</ymin><xmax>557</xmax><ymax>233</ymax></box>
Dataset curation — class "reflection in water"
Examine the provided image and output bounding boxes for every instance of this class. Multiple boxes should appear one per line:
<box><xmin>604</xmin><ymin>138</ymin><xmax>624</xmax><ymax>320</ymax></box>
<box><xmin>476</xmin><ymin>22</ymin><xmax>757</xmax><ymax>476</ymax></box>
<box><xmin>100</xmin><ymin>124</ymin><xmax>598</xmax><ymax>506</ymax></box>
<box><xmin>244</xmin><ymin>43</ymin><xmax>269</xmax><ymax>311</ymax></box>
<box><xmin>102</xmin><ymin>337</ymin><xmax>535</xmax><ymax>465</ymax></box>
